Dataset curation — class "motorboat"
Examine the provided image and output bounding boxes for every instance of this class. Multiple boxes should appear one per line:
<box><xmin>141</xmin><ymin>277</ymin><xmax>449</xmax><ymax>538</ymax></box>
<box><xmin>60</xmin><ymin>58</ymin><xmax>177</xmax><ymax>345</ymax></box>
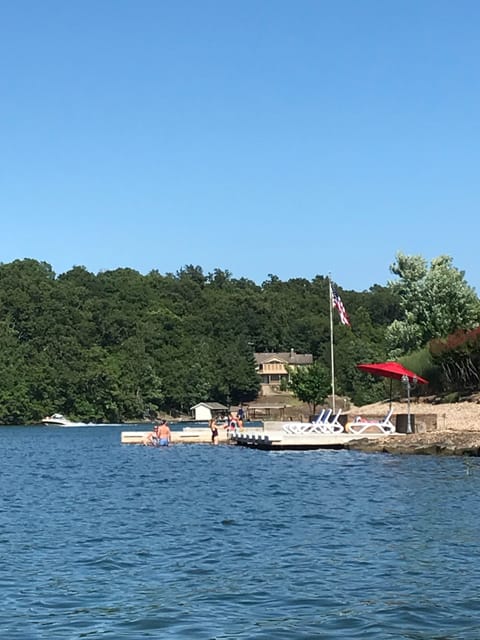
<box><xmin>41</xmin><ymin>413</ymin><xmax>87</xmax><ymax>427</ymax></box>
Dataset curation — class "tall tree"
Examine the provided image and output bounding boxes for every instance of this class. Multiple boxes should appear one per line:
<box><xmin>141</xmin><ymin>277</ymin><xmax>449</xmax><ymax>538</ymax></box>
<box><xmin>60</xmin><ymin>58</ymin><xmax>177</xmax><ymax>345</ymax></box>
<box><xmin>386</xmin><ymin>253</ymin><xmax>480</xmax><ymax>356</ymax></box>
<box><xmin>287</xmin><ymin>361</ymin><xmax>331</xmax><ymax>415</ymax></box>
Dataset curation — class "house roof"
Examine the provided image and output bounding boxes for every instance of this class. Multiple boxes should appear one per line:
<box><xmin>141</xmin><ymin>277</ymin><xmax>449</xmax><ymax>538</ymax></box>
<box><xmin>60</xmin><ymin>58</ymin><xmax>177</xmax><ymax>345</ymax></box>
<box><xmin>190</xmin><ymin>402</ymin><xmax>228</xmax><ymax>410</ymax></box>
<box><xmin>255</xmin><ymin>351</ymin><xmax>313</xmax><ymax>366</ymax></box>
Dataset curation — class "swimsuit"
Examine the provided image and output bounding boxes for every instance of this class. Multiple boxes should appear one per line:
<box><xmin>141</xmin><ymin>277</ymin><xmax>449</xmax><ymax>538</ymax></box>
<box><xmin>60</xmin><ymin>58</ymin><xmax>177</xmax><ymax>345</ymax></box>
<box><xmin>157</xmin><ymin>425</ymin><xmax>170</xmax><ymax>445</ymax></box>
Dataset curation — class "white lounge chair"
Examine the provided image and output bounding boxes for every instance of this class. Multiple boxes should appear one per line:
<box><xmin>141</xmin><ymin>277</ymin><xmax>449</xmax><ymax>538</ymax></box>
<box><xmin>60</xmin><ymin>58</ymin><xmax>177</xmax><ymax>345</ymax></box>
<box><xmin>311</xmin><ymin>408</ymin><xmax>344</xmax><ymax>434</ymax></box>
<box><xmin>282</xmin><ymin>409</ymin><xmax>328</xmax><ymax>434</ymax></box>
<box><xmin>348</xmin><ymin>408</ymin><xmax>395</xmax><ymax>435</ymax></box>
<box><xmin>283</xmin><ymin>409</ymin><xmax>346</xmax><ymax>435</ymax></box>
<box><xmin>307</xmin><ymin>409</ymin><xmax>334</xmax><ymax>433</ymax></box>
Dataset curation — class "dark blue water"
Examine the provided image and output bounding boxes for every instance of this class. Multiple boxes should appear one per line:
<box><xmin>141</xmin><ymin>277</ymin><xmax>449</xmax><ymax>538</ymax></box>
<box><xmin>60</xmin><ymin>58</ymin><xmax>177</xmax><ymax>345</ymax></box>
<box><xmin>1</xmin><ymin>425</ymin><xmax>480</xmax><ymax>639</ymax></box>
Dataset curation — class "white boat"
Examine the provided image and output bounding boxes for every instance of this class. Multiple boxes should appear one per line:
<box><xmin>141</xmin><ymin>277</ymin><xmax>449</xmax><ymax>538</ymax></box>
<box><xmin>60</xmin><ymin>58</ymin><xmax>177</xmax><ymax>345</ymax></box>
<box><xmin>41</xmin><ymin>413</ymin><xmax>87</xmax><ymax>427</ymax></box>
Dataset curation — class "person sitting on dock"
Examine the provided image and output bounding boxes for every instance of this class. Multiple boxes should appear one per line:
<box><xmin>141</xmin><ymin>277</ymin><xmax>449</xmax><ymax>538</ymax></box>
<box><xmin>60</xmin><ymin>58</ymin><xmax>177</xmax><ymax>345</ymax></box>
<box><xmin>225</xmin><ymin>413</ymin><xmax>238</xmax><ymax>432</ymax></box>
<box><xmin>143</xmin><ymin>425</ymin><xmax>159</xmax><ymax>446</ymax></box>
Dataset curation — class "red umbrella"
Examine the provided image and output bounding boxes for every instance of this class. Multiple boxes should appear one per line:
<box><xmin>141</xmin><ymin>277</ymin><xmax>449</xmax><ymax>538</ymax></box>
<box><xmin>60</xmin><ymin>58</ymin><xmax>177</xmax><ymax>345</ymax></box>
<box><xmin>357</xmin><ymin>361</ymin><xmax>428</xmax><ymax>433</ymax></box>
<box><xmin>356</xmin><ymin>362</ymin><xmax>428</xmax><ymax>385</ymax></box>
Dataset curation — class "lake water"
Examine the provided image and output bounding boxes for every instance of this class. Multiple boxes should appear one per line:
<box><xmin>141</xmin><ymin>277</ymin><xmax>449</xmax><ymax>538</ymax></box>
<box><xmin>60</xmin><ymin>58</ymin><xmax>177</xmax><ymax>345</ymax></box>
<box><xmin>1</xmin><ymin>424</ymin><xmax>480</xmax><ymax>639</ymax></box>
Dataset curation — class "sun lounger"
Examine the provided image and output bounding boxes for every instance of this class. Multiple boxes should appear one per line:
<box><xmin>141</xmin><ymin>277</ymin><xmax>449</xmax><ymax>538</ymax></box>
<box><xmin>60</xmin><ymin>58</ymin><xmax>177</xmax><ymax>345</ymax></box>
<box><xmin>282</xmin><ymin>409</ymin><xmax>328</xmax><ymax>434</ymax></box>
<box><xmin>348</xmin><ymin>408</ymin><xmax>395</xmax><ymax>435</ymax></box>
<box><xmin>311</xmin><ymin>408</ymin><xmax>344</xmax><ymax>434</ymax></box>
<box><xmin>282</xmin><ymin>409</ymin><xmax>345</xmax><ymax>435</ymax></box>
<box><xmin>307</xmin><ymin>409</ymin><xmax>334</xmax><ymax>433</ymax></box>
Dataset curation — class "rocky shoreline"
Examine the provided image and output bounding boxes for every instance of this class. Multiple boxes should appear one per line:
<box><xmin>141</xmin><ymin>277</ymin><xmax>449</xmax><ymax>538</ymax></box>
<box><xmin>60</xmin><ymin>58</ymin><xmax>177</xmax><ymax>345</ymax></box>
<box><xmin>346</xmin><ymin>397</ymin><xmax>480</xmax><ymax>456</ymax></box>
<box><xmin>347</xmin><ymin>430</ymin><xmax>480</xmax><ymax>456</ymax></box>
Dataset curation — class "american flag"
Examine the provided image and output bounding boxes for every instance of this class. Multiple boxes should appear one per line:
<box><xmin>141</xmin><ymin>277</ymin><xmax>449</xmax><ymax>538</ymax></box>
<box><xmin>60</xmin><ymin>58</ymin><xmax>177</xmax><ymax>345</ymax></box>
<box><xmin>331</xmin><ymin>284</ymin><xmax>350</xmax><ymax>326</ymax></box>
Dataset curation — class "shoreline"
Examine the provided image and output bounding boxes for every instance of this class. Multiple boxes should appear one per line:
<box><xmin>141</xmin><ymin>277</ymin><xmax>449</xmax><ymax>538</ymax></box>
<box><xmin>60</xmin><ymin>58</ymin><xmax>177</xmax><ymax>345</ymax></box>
<box><xmin>346</xmin><ymin>430</ymin><xmax>480</xmax><ymax>456</ymax></box>
<box><xmin>120</xmin><ymin>398</ymin><xmax>480</xmax><ymax>455</ymax></box>
<box><xmin>320</xmin><ymin>398</ymin><xmax>480</xmax><ymax>455</ymax></box>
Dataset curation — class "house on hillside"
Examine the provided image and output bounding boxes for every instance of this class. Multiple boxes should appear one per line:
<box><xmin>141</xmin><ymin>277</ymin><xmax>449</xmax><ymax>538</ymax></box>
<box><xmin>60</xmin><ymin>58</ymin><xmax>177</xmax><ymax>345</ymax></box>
<box><xmin>190</xmin><ymin>402</ymin><xmax>228</xmax><ymax>422</ymax></box>
<box><xmin>255</xmin><ymin>349</ymin><xmax>313</xmax><ymax>396</ymax></box>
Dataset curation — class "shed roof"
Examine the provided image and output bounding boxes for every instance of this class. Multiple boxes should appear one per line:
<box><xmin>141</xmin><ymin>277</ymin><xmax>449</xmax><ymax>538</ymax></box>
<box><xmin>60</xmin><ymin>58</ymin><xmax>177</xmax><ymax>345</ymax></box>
<box><xmin>190</xmin><ymin>402</ymin><xmax>228</xmax><ymax>410</ymax></box>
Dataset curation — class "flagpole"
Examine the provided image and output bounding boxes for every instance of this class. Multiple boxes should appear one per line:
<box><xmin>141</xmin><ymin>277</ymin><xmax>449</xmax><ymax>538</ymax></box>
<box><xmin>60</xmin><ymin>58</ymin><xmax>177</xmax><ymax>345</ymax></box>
<box><xmin>329</xmin><ymin>280</ymin><xmax>350</xmax><ymax>416</ymax></box>
<box><xmin>329</xmin><ymin>278</ymin><xmax>336</xmax><ymax>413</ymax></box>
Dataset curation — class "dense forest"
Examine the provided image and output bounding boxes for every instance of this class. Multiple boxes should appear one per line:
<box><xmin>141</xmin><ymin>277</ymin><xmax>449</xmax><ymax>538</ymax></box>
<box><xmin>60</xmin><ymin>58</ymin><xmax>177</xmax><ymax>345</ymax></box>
<box><xmin>0</xmin><ymin>254</ymin><xmax>479</xmax><ymax>424</ymax></box>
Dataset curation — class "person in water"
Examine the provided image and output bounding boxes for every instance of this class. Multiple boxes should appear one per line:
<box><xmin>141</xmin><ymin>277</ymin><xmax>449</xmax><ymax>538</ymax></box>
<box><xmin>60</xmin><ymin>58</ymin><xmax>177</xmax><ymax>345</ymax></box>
<box><xmin>209</xmin><ymin>418</ymin><xmax>219</xmax><ymax>445</ymax></box>
<box><xmin>156</xmin><ymin>419</ymin><xmax>172</xmax><ymax>446</ymax></box>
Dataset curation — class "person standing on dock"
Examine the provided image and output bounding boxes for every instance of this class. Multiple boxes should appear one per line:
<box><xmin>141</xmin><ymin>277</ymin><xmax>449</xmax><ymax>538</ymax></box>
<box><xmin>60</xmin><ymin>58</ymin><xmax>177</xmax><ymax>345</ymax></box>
<box><xmin>209</xmin><ymin>419</ymin><xmax>219</xmax><ymax>445</ymax></box>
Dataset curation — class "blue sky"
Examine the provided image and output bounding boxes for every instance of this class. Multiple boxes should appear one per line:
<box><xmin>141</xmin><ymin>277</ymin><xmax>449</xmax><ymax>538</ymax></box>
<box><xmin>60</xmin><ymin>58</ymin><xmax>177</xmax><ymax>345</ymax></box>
<box><xmin>2</xmin><ymin>1</ymin><xmax>479</xmax><ymax>293</ymax></box>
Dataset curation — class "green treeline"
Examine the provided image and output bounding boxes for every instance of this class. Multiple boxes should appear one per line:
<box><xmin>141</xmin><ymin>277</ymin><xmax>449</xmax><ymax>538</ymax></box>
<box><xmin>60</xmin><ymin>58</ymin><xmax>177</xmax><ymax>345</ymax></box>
<box><xmin>0</xmin><ymin>256</ymin><xmax>479</xmax><ymax>424</ymax></box>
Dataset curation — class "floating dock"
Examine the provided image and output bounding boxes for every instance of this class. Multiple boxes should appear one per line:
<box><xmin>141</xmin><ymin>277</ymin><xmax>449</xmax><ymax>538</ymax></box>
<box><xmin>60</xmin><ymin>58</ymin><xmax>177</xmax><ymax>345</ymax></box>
<box><xmin>230</xmin><ymin>421</ymin><xmax>389</xmax><ymax>450</ymax></box>
<box><xmin>121</xmin><ymin>422</ymin><xmax>388</xmax><ymax>450</ymax></box>
<box><xmin>235</xmin><ymin>431</ymin><xmax>394</xmax><ymax>450</ymax></box>
<box><xmin>121</xmin><ymin>427</ymin><xmax>230</xmax><ymax>445</ymax></box>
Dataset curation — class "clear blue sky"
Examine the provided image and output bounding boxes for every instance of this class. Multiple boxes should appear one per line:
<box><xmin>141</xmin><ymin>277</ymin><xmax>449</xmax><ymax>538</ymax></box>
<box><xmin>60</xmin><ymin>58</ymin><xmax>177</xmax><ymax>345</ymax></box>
<box><xmin>2</xmin><ymin>1</ymin><xmax>479</xmax><ymax>293</ymax></box>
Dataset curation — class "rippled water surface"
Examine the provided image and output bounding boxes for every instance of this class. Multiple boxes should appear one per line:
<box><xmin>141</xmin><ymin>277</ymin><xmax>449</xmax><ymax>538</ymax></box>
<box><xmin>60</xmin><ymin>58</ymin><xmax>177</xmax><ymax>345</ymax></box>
<box><xmin>1</xmin><ymin>425</ymin><xmax>480</xmax><ymax>638</ymax></box>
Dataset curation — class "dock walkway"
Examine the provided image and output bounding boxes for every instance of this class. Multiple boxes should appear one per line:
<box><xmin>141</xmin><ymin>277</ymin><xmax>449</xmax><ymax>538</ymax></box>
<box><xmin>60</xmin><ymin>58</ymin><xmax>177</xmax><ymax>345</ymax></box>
<box><xmin>232</xmin><ymin>430</ymin><xmax>386</xmax><ymax>450</ymax></box>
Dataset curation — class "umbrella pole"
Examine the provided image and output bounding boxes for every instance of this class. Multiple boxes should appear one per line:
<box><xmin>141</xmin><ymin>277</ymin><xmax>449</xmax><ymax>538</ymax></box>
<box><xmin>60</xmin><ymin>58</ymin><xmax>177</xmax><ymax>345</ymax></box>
<box><xmin>401</xmin><ymin>375</ymin><xmax>412</xmax><ymax>433</ymax></box>
<box><xmin>407</xmin><ymin>383</ymin><xmax>412</xmax><ymax>433</ymax></box>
